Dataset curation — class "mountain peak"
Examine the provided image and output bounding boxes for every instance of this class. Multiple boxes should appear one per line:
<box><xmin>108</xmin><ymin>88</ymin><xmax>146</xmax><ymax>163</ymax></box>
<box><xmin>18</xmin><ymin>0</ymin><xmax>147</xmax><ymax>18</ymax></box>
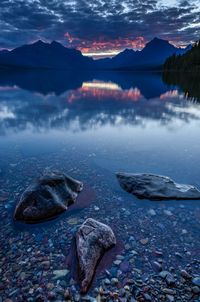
<box><xmin>147</xmin><ymin>37</ymin><xmax>170</xmax><ymax>46</ymax></box>
<box><xmin>114</xmin><ymin>48</ymin><xmax>135</xmax><ymax>59</ymax></box>
<box><xmin>142</xmin><ymin>37</ymin><xmax>176</xmax><ymax>54</ymax></box>
<box><xmin>33</xmin><ymin>40</ymin><xmax>46</xmax><ymax>46</ymax></box>
<box><xmin>152</xmin><ymin>37</ymin><xmax>164</xmax><ymax>41</ymax></box>
<box><xmin>122</xmin><ymin>48</ymin><xmax>135</xmax><ymax>55</ymax></box>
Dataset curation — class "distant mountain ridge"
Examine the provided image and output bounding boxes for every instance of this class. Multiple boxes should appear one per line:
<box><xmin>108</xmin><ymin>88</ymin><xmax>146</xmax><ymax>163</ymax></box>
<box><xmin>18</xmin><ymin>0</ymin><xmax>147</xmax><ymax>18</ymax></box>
<box><xmin>0</xmin><ymin>38</ymin><xmax>191</xmax><ymax>70</ymax></box>
<box><xmin>96</xmin><ymin>37</ymin><xmax>191</xmax><ymax>70</ymax></box>
<box><xmin>0</xmin><ymin>40</ymin><xmax>94</xmax><ymax>69</ymax></box>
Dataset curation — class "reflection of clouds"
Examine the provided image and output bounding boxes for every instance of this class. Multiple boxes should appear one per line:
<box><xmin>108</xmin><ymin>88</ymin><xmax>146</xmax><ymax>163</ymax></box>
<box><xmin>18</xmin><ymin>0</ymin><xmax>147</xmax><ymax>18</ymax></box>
<box><xmin>50</xmin><ymin>108</ymin><xmax>69</xmax><ymax>122</ymax></box>
<box><xmin>0</xmin><ymin>105</ymin><xmax>15</xmax><ymax>120</ymax></box>
<box><xmin>0</xmin><ymin>86</ymin><xmax>18</xmax><ymax>91</ymax></box>
<box><xmin>0</xmin><ymin>79</ymin><xmax>200</xmax><ymax>135</ymax></box>
<box><xmin>167</xmin><ymin>104</ymin><xmax>200</xmax><ymax>119</ymax></box>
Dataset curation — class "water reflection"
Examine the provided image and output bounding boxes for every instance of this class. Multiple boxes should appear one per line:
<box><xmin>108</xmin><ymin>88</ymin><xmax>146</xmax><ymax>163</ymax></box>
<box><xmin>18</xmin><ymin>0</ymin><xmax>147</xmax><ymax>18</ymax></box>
<box><xmin>163</xmin><ymin>71</ymin><xmax>200</xmax><ymax>102</ymax></box>
<box><xmin>0</xmin><ymin>69</ymin><xmax>169</xmax><ymax>98</ymax></box>
<box><xmin>0</xmin><ymin>70</ymin><xmax>200</xmax><ymax>135</ymax></box>
<box><xmin>68</xmin><ymin>80</ymin><xmax>142</xmax><ymax>103</ymax></box>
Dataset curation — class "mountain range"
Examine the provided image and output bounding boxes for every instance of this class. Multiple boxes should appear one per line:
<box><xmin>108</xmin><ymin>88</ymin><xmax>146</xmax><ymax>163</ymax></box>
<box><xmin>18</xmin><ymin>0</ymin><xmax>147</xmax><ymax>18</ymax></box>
<box><xmin>97</xmin><ymin>38</ymin><xmax>191</xmax><ymax>70</ymax></box>
<box><xmin>0</xmin><ymin>40</ymin><xmax>94</xmax><ymax>70</ymax></box>
<box><xmin>0</xmin><ymin>38</ymin><xmax>191</xmax><ymax>70</ymax></box>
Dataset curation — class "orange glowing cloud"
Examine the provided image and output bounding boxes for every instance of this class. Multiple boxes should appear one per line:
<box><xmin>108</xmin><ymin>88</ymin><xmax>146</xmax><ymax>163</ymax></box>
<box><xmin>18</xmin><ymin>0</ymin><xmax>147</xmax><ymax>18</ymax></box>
<box><xmin>64</xmin><ymin>33</ymin><xmax>145</xmax><ymax>57</ymax></box>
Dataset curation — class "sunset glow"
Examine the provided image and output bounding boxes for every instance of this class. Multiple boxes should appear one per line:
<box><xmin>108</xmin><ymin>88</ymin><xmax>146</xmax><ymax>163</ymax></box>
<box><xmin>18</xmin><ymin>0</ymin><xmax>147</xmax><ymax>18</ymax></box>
<box><xmin>1</xmin><ymin>0</ymin><xmax>198</xmax><ymax>53</ymax></box>
<box><xmin>70</xmin><ymin>36</ymin><xmax>146</xmax><ymax>58</ymax></box>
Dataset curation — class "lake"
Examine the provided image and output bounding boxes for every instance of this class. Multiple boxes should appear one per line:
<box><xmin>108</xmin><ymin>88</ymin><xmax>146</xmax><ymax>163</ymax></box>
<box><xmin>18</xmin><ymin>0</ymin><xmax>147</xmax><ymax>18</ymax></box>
<box><xmin>1</xmin><ymin>70</ymin><xmax>200</xmax><ymax>301</ymax></box>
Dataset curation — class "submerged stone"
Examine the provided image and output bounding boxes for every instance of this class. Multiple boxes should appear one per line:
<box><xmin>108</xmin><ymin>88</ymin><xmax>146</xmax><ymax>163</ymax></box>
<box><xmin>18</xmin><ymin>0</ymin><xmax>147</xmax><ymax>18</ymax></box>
<box><xmin>14</xmin><ymin>171</ymin><xmax>83</xmax><ymax>223</ymax></box>
<box><xmin>116</xmin><ymin>173</ymin><xmax>200</xmax><ymax>200</ymax></box>
<box><xmin>192</xmin><ymin>277</ymin><xmax>200</xmax><ymax>287</ymax></box>
<box><xmin>53</xmin><ymin>269</ymin><xmax>69</xmax><ymax>279</ymax></box>
<box><xmin>76</xmin><ymin>218</ymin><xmax>116</xmax><ymax>293</ymax></box>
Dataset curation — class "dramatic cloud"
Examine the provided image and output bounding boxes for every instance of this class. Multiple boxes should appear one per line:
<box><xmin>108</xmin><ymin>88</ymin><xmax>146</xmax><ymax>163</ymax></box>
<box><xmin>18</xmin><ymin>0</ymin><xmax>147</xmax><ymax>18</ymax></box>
<box><xmin>0</xmin><ymin>0</ymin><xmax>199</xmax><ymax>56</ymax></box>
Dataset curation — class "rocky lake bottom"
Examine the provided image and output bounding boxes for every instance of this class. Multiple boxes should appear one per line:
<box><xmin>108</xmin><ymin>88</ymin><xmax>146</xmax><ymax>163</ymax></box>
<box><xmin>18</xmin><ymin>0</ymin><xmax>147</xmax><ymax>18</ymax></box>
<box><xmin>1</xmin><ymin>148</ymin><xmax>200</xmax><ymax>302</ymax></box>
<box><xmin>0</xmin><ymin>71</ymin><xmax>200</xmax><ymax>301</ymax></box>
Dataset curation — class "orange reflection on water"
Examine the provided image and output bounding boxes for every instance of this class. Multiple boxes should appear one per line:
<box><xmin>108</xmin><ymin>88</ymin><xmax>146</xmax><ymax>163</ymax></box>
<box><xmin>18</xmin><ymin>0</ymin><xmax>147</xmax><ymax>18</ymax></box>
<box><xmin>82</xmin><ymin>81</ymin><xmax>121</xmax><ymax>91</ymax></box>
<box><xmin>67</xmin><ymin>80</ymin><xmax>142</xmax><ymax>103</ymax></box>
<box><xmin>160</xmin><ymin>90</ymin><xmax>179</xmax><ymax>99</ymax></box>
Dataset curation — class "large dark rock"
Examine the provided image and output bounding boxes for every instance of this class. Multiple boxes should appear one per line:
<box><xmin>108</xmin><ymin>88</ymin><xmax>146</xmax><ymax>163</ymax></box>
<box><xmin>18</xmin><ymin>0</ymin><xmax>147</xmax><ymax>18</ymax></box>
<box><xmin>14</xmin><ymin>171</ymin><xmax>83</xmax><ymax>223</ymax></box>
<box><xmin>76</xmin><ymin>218</ymin><xmax>116</xmax><ymax>293</ymax></box>
<box><xmin>116</xmin><ymin>172</ymin><xmax>200</xmax><ymax>200</ymax></box>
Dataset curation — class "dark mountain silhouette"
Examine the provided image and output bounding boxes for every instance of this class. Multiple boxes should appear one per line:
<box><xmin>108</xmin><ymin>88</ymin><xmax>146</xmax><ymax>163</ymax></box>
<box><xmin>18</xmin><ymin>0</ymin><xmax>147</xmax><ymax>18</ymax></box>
<box><xmin>96</xmin><ymin>37</ymin><xmax>190</xmax><ymax>70</ymax></box>
<box><xmin>96</xmin><ymin>48</ymin><xmax>137</xmax><ymax>69</ymax></box>
<box><xmin>0</xmin><ymin>40</ymin><xmax>95</xmax><ymax>69</ymax></box>
<box><xmin>0</xmin><ymin>38</ymin><xmax>191</xmax><ymax>70</ymax></box>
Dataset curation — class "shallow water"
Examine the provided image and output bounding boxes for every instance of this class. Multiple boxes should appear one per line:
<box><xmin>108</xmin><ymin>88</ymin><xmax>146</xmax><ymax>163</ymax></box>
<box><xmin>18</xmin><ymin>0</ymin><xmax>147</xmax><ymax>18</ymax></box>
<box><xmin>0</xmin><ymin>70</ymin><xmax>200</xmax><ymax>300</ymax></box>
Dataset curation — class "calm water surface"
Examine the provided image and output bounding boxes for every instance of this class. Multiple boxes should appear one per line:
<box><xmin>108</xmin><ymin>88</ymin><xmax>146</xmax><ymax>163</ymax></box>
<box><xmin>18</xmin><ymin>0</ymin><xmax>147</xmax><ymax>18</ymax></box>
<box><xmin>0</xmin><ymin>70</ymin><xmax>200</xmax><ymax>299</ymax></box>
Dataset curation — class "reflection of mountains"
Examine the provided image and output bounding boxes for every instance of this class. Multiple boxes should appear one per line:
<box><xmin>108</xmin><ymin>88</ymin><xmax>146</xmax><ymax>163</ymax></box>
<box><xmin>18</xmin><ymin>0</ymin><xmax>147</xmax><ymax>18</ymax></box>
<box><xmin>0</xmin><ymin>69</ymin><xmax>170</xmax><ymax>99</ymax></box>
<box><xmin>0</xmin><ymin>76</ymin><xmax>200</xmax><ymax>134</ymax></box>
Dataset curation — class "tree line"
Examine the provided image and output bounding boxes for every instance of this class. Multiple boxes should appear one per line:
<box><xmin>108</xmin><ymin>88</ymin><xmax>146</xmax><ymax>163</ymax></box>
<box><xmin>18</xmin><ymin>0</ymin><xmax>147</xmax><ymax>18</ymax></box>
<box><xmin>163</xmin><ymin>40</ymin><xmax>200</xmax><ymax>72</ymax></box>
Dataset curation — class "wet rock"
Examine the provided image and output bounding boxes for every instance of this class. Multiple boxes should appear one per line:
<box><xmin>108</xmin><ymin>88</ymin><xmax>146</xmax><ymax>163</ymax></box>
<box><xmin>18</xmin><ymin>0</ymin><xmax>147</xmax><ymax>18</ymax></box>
<box><xmin>155</xmin><ymin>250</ymin><xmax>163</xmax><ymax>257</ymax></box>
<box><xmin>111</xmin><ymin>278</ymin><xmax>119</xmax><ymax>285</ymax></box>
<box><xmin>180</xmin><ymin>270</ymin><xmax>192</xmax><ymax>280</ymax></box>
<box><xmin>192</xmin><ymin>286</ymin><xmax>200</xmax><ymax>294</ymax></box>
<box><xmin>148</xmin><ymin>209</ymin><xmax>156</xmax><ymax>216</ymax></box>
<box><xmin>164</xmin><ymin>210</ymin><xmax>173</xmax><ymax>216</ymax></box>
<box><xmin>167</xmin><ymin>295</ymin><xmax>174</xmax><ymax>302</ymax></box>
<box><xmin>103</xmin><ymin>278</ymin><xmax>111</xmax><ymax>285</ymax></box>
<box><xmin>162</xmin><ymin>288</ymin><xmax>175</xmax><ymax>295</ymax></box>
<box><xmin>140</xmin><ymin>238</ymin><xmax>149</xmax><ymax>245</ymax></box>
<box><xmin>152</xmin><ymin>261</ymin><xmax>162</xmax><ymax>272</ymax></box>
<box><xmin>76</xmin><ymin>218</ymin><xmax>116</xmax><ymax>293</ymax></box>
<box><xmin>14</xmin><ymin>171</ymin><xmax>83</xmax><ymax>223</ymax></box>
<box><xmin>166</xmin><ymin>273</ymin><xmax>176</xmax><ymax>286</ymax></box>
<box><xmin>192</xmin><ymin>277</ymin><xmax>200</xmax><ymax>286</ymax></box>
<box><xmin>116</xmin><ymin>173</ymin><xmax>200</xmax><ymax>200</ymax></box>
<box><xmin>175</xmin><ymin>252</ymin><xmax>182</xmax><ymax>259</ymax></box>
<box><xmin>53</xmin><ymin>269</ymin><xmax>69</xmax><ymax>279</ymax></box>
<box><xmin>143</xmin><ymin>293</ymin><xmax>152</xmax><ymax>301</ymax></box>
<box><xmin>159</xmin><ymin>271</ymin><xmax>170</xmax><ymax>279</ymax></box>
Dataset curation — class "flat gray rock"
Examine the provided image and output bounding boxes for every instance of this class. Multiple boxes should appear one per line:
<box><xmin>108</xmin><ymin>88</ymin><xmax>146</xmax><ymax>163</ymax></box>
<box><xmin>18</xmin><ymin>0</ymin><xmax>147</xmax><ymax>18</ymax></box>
<box><xmin>14</xmin><ymin>171</ymin><xmax>83</xmax><ymax>223</ymax></box>
<box><xmin>76</xmin><ymin>218</ymin><xmax>116</xmax><ymax>293</ymax></box>
<box><xmin>116</xmin><ymin>172</ymin><xmax>200</xmax><ymax>200</ymax></box>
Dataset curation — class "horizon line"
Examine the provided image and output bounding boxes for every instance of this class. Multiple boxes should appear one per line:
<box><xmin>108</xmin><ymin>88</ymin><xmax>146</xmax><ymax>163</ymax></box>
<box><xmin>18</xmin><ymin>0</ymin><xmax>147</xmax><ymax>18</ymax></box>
<box><xmin>0</xmin><ymin>37</ymin><xmax>193</xmax><ymax>60</ymax></box>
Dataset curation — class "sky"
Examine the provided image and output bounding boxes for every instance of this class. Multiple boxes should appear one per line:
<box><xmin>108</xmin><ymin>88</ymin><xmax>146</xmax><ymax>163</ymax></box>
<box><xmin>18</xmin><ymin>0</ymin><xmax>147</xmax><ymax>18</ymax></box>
<box><xmin>0</xmin><ymin>0</ymin><xmax>199</xmax><ymax>58</ymax></box>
